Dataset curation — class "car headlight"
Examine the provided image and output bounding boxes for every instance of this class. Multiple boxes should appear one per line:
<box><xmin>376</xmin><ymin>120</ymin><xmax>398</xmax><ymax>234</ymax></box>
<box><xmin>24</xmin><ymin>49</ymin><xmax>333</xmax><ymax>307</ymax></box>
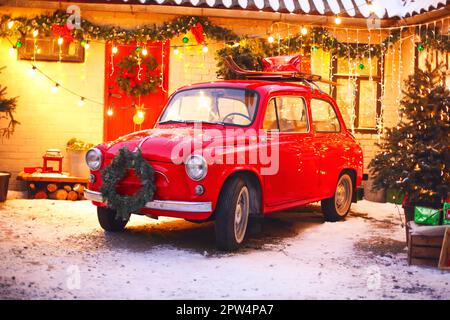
<box><xmin>185</xmin><ymin>155</ymin><xmax>207</xmax><ymax>181</ymax></box>
<box><xmin>85</xmin><ymin>148</ymin><xmax>103</xmax><ymax>171</ymax></box>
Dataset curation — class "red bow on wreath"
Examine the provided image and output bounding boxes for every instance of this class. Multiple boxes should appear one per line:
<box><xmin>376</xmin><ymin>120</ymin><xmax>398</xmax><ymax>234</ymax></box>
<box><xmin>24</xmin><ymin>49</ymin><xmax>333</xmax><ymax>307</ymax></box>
<box><xmin>190</xmin><ymin>22</ymin><xmax>205</xmax><ymax>45</ymax></box>
<box><xmin>52</xmin><ymin>24</ymin><xmax>74</xmax><ymax>43</ymax></box>
<box><xmin>121</xmin><ymin>69</ymin><xmax>135</xmax><ymax>79</ymax></box>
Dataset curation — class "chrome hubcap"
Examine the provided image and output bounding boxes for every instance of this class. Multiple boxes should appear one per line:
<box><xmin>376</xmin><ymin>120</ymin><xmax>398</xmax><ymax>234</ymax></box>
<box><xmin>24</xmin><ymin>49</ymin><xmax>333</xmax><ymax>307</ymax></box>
<box><xmin>234</xmin><ymin>186</ymin><xmax>249</xmax><ymax>243</ymax></box>
<box><xmin>335</xmin><ymin>176</ymin><xmax>352</xmax><ymax>216</ymax></box>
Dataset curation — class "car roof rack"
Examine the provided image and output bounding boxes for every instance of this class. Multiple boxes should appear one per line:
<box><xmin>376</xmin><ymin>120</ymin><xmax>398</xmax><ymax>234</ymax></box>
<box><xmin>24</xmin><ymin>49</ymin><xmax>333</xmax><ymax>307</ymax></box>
<box><xmin>223</xmin><ymin>56</ymin><xmax>337</xmax><ymax>93</ymax></box>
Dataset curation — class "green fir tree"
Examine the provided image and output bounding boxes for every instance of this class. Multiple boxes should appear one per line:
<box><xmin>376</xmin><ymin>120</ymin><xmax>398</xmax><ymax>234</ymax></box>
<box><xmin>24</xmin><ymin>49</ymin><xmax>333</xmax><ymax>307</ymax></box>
<box><xmin>369</xmin><ymin>60</ymin><xmax>450</xmax><ymax>206</ymax></box>
<box><xmin>0</xmin><ymin>67</ymin><xmax>19</xmax><ymax>139</ymax></box>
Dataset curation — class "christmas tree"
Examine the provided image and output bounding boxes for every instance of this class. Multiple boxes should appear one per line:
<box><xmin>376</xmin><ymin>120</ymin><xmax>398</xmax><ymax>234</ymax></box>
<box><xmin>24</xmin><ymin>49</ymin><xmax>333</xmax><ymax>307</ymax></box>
<box><xmin>369</xmin><ymin>60</ymin><xmax>449</xmax><ymax>206</ymax></box>
<box><xmin>0</xmin><ymin>67</ymin><xmax>18</xmax><ymax>139</ymax></box>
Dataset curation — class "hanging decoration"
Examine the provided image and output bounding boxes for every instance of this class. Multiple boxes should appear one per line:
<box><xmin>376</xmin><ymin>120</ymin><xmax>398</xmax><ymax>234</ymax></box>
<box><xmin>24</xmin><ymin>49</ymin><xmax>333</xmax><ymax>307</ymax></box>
<box><xmin>133</xmin><ymin>105</ymin><xmax>146</xmax><ymax>125</ymax></box>
<box><xmin>100</xmin><ymin>147</ymin><xmax>155</xmax><ymax>221</ymax></box>
<box><xmin>115</xmin><ymin>54</ymin><xmax>161</xmax><ymax>97</ymax></box>
<box><xmin>190</xmin><ymin>22</ymin><xmax>205</xmax><ymax>45</ymax></box>
<box><xmin>2</xmin><ymin>11</ymin><xmax>449</xmax><ymax>113</ymax></box>
<box><xmin>51</xmin><ymin>24</ymin><xmax>74</xmax><ymax>43</ymax></box>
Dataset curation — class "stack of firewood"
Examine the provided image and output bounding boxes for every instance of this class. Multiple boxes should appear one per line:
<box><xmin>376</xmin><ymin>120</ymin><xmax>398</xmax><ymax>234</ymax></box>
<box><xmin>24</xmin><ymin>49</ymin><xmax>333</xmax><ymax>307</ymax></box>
<box><xmin>31</xmin><ymin>183</ymin><xmax>85</xmax><ymax>201</ymax></box>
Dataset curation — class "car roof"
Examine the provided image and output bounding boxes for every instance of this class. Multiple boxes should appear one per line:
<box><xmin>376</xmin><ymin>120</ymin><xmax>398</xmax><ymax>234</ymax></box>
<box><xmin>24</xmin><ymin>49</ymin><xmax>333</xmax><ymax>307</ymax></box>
<box><xmin>176</xmin><ymin>80</ymin><xmax>314</xmax><ymax>95</ymax></box>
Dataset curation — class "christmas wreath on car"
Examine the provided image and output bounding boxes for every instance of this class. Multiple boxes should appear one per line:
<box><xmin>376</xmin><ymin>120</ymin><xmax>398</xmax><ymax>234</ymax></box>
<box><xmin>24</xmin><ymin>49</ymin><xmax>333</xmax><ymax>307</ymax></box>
<box><xmin>100</xmin><ymin>147</ymin><xmax>155</xmax><ymax>220</ymax></box>
<box><xmin>116</xmin><ymin>55</ymin><xmax>161</xmax><ymax>97</ymax></box>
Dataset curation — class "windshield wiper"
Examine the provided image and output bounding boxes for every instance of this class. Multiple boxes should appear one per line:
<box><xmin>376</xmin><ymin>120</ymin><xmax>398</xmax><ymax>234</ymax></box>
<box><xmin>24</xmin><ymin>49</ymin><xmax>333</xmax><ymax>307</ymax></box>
<box><xmin>160</xmin><ymin>120</ymin><xmax>225</xmax><ymax>126</ymax></box>
<box><xmin>158</xmin><ymin>120</ymin><xmax>188</xmax><ymax>124</ymax></box>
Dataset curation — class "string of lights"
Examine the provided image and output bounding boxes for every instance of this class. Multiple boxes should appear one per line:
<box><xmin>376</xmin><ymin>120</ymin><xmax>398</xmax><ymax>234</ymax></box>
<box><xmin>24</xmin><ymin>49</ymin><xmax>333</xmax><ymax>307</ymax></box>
<box><xmin>2</xmin><ymin>11</ymin><xmax>448</xmax><ymax>119</ymax></box>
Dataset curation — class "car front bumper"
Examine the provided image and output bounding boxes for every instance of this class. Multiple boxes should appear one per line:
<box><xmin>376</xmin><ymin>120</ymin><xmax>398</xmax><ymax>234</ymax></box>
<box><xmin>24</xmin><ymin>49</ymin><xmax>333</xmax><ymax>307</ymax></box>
<box><xmin>84</xmin><ymin>189</ymin><xmax>212</xmax><ymax>213</ymax></box>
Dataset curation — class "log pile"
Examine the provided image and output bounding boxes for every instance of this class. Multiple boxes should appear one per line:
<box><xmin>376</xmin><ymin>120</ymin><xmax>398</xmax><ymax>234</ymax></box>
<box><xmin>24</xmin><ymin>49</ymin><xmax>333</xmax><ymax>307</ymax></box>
<box><xmin>29</xmin><ymin>182</ymin><xmax>86</xmax><ymax>200</ymax></box>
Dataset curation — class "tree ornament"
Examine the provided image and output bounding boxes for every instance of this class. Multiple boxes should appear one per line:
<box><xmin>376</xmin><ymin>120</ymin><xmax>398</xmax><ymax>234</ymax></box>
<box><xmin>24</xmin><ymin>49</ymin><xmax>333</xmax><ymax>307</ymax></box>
<box><xmin>15</xmin><ymin>40</ymin><xmax>22</xmax><ymax>48</ymax></box>
<box><xmin>358</xmin><ymin>63</ymin><xmax>365</xmax><ymax>70</ymax></box>
<box><xmin>418</xmin><ymin>44</ymin><xmax>425</xmax><ymax>52</ymax></box>
<box><xmin>182</xmin><ymin>36</ymin><xmax>189</xmax><ymax>44</ymax></box>
<box><xmin>136</xmin><ymin>46</ymin><xmax>142</xmax><ymax>53</ymax></box>
<box><xmin>100</xmin><ymin>147</ymin><xmax>155</xmax><ymax>220</ymax></box>
<box><xmin>133</xmin><ymin>108</ymin><xmax>145</xmax><ymax>125</ymax></box>
<box><xmin>80</xmin><ymin>39</ymin><xmax>87</xmax><ymax>47</ymax></box>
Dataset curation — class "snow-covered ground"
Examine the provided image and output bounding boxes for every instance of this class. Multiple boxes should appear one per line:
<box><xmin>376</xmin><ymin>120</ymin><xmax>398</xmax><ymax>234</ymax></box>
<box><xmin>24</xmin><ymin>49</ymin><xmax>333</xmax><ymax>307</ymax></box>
<box><xmin>0</xmin><ymin>198</ymin><xmax>448</xmax><ymax>299</ymax></box>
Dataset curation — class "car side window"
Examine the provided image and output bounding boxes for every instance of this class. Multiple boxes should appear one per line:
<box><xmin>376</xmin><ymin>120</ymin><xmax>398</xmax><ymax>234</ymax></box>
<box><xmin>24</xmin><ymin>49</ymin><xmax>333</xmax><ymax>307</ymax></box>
<box><xmin>263</xmin><ymin>98</ymin><xmax>279</xmax><ymax>131</ymax></box>
<box><xmin>263</xmin><ymin>96</ymin><xmax>309</xmax><ymax>133</ymax></box>
<box><xmin>310</xmin><ymin>99</ymin><xmax>341</xmax><ymax>133</ymax></box>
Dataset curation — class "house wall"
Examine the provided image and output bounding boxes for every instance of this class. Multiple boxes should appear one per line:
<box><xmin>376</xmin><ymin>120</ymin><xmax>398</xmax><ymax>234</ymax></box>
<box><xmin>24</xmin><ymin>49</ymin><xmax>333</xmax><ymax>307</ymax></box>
<box><xmin>0</xmin><ymin>6</ymin><xmax>419</xmax><ymax>196</ymax></box>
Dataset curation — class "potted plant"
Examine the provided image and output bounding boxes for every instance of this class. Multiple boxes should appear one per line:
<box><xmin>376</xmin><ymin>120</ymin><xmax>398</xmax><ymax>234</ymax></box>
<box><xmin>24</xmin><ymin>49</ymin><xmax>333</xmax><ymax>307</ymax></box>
<box><xmin>0</xmin><ymin>66</ymin><xmax>19</xmax><ymax>202</ymax></box>
<box><xmin>369</xmin><ymin>60</ymin><xmax>449</xmax><ymax>223</ymax></box>
<box><xmin>66</xmin><ymin>138</ymin><xmax>94</xmax><ymax>178</ymax></box>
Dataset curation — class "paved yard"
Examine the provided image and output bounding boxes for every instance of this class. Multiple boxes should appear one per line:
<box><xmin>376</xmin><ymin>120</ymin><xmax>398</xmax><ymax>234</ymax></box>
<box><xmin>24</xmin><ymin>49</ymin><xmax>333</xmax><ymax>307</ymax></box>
<box><xmin>0</xmin><ymin>199</ymin><xmax>448</xmax><ymax>299</ymax></box>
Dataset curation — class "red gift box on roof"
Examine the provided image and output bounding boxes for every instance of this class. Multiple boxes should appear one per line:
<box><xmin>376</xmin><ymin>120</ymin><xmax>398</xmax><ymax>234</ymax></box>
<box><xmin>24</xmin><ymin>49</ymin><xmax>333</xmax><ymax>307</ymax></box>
<box><xmin>262</xmin><ymin>54</ymin><xmax>311</xmax><ymax>74</ymax></box>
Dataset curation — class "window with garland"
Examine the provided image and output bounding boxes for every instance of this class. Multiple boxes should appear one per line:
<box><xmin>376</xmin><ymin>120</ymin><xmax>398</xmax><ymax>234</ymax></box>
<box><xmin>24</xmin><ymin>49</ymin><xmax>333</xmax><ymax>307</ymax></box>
<box><xmin>416</xmin><ymin>45</ymin><xmax>450</xmax><ymax>87</ymax></box>
<box><xmin>330</xmin><ymin>47</ymin><xmax>382</xmax><ymax>133</ymax></box>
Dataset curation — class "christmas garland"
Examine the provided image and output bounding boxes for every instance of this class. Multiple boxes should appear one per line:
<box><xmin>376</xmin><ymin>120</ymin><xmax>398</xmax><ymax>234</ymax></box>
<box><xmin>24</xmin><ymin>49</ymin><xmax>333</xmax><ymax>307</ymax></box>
<box><xmin>100</xmin><ymin>147</ymin><xmax>155</xmax><ymax>221</ymax></box>
<box><xmin>1</xmin><ymin>10</ymin><xmax>449</xmax><ymax>80</ymax></box>
<box><xmin>0</xmin><ymin>11</ymin><xmax>238</xmax><ymax>44</ymax></box>
<box><xmin>116</xmin><ymin>55</ymin><xmax>160</xmax><ymax>96</ymax></box>
<box><xmin>2</xmin><ymin>10</ymin><xmax>449</xmax><ymax>54</ymax></box>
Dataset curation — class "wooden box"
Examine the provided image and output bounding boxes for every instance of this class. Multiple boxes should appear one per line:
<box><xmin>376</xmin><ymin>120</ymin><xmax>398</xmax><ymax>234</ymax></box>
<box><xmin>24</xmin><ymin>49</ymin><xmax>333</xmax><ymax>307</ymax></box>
<box><xmin>438</xmin><ymin>228</ymin><xmax>450</xmax><ymax>270</ymax></box>
<box><xmin>408</xmin><ymin>234</ymin><xmax>444</xmax><ymax>267</ymax></box>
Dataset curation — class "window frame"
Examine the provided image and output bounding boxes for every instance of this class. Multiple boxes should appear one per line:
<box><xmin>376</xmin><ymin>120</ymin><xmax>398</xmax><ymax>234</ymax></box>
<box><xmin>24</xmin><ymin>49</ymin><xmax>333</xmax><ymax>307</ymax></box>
<box><xmin>310</xmin><ymin>97</ymin><xmax>342</xmax><ymax>134</ymax></box>
<box><xmin>331</xmin><ymin>47</ymin><xmax>383</xmax><ymax>134</ymax></box>
<box><xmin>263</xmin><ymin>95</ymin><xmax>310</xmax><ymax>134</ymax></box>
<box><xmin>158</xmin><ymin>86</ymin><xmax>260</xmax><ymax>128</ymax></box>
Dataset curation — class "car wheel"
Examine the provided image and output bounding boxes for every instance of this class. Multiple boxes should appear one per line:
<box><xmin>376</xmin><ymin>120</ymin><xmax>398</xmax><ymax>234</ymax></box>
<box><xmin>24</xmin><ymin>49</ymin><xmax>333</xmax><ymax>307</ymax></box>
<box><xmin>215</xmin><ymin>178</ymin><xmax>250</xmax><ymax>251</ymax></box>
<box><xmin>97</xmin><ymin>207</ymin><xmax>129</xmax><ymax>232</ymax></box>
<box><xmin>321</xmin><ymin>173</ymin><xmax>353</xmax><ymax>222</ymax></box>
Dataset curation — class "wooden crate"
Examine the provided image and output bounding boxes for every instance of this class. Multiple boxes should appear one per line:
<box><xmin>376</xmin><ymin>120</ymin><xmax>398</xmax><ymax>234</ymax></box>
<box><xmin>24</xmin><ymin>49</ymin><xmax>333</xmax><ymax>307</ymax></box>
<box><xmin>438</xmin><ymin>228</ymin><xmax>450</xmax><ymax>270</ymax></box>
<box><xmin>408</xmin><ymin>234</ymin><xmax>444</xmax><ymax>267</ymax></box>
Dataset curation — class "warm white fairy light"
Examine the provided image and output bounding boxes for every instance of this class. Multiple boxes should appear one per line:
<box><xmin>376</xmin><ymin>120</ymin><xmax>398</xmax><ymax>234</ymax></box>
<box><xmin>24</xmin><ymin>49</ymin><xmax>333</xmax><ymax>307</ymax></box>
<box><xmin>52</xmin><ymin>83</ymin><xmax>60</xmax><ymax>93</ymax></box>
<box><xmin>32</xmin><ymin>29</ymin><xmax>39</xmax><ymax>38</ymax></box>
<box><xmin>160</xmin><ymin>41</ymin><xmax>167</xmax><ymax>93</ymax></box>
<box><xmin>142</xmin><ymin>48</ymin><xmax>148</xmax><ymax>56</ymax></box>
<box><xmin>29</xmin><ymin>65</ymin><xmax>37</xmax><ymax>77</ymax></box>
<box><xmin>112</xmin><ymin>46</ymin><xmax>118</xmax><ymax>54</ymax></box>
<box><xmin>377</xmin><ymin>29</ymin><xmax>386</xmax><ymax>142</ymax></box>
<box><xmin>7</xmin><ymin>20</ymin><xmax>14</xmax><ymax>29</ymax></box>
<box><xmin>300</xmin><ymin>26</ymin><xmax>308</xmax><ymax>36</ymax></box>
<box><xmin>334</xmin><ymin>16</ymin><xmax>342</xmax><ymax>25</ymax></box>
<box><xmin>78</xmin><ymin>97</ymin><xmax>85</xmax><ymax>107</ymax></box>
<box><xmin>397</xmin><ymin>27</ymin><xmax>403</xmax><ymax>124</ymax></box>
<box><xmin>137</xmin><ymin>110</ymin><xmax>144</xmax><ymax>119</ymax></box>
<box><xmin>8</xmin><ymin>46</ymin><xmax>15</xmax><ymax>56</ymax></box>
<box><xmin>107</xmin><ymin>107</ymin><xmax>113</xmax><ymax>116</ymax></box>
<box><xmin>202</xmin><ymin>45</ymin><xmax>209</xmax><ymax>53</ymax></box>
<box><xmin>267</xmin><ymin>35</ymin><xmax>275</xmax><ymax>44</ymax></box>
<box><xmin>57</xmin><ymin>37</ymin><xmax>63</xmax><ymax>45</ymax></box>
<box><xmin>173</xmin><ymin>47</ymin><xmax>180</xmax><ymax>55</ymax></box>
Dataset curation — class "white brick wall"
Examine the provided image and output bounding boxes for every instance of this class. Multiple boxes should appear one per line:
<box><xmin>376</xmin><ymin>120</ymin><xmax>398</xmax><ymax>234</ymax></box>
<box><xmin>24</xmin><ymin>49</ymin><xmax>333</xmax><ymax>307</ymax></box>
<box><xmin>0</xmin><ymin>38</ymin><xmax>105</xmax><ymax>190</ymax></box>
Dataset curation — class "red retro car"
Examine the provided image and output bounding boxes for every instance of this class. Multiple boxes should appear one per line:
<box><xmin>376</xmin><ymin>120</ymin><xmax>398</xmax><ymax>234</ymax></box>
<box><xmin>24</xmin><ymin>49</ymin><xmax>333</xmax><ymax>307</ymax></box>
<box><xmin>85</xmin><ymin>79</ymin><xmax>364</xmax><ymax>250</ymax></box>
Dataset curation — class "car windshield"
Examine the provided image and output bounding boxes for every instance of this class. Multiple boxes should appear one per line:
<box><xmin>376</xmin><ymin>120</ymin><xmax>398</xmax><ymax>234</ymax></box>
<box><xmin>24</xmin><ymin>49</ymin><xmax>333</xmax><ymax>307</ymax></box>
<box><xmin>159</xmin><ymin>88</ymin><xmax>259</xmax><ymax>126</ymax></box>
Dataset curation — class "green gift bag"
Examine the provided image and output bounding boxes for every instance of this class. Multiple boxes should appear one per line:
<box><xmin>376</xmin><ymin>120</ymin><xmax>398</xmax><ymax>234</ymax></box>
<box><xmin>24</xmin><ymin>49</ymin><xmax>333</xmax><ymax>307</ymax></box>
<box><xmin>414</xmin><ymin>206</ymin><xmax>441</xmax><ymax>225</ymax></box>
<box><xmin>443</xmin><ymin>203</ymin><xmax>450</xmax><ymax>225</ymax></box>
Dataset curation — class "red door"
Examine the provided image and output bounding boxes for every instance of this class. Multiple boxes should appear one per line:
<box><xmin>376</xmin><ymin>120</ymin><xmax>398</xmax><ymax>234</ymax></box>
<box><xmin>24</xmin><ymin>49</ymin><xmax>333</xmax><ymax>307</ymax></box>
<box><xmin>104</xmin><ymin>41</ymin><xmax>170</xmax><ymax>142</ymax></box>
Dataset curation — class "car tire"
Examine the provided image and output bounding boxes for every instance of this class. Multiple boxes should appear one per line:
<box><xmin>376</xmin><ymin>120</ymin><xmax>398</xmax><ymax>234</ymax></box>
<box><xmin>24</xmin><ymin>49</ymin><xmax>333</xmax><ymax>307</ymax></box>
<box><xmin>321</xmin><ymin>173</ymin><xmax>353</xmax><ymax>222</ymax></box>
<box><xmin>215</xmin><ymin>177</ymin><xmax>250</xmax><ymax>251</ymax></box>
<box><xmin>97</xmin><ymin>207</ymin><xmax>129</xmax><ymax>232</ymax></box>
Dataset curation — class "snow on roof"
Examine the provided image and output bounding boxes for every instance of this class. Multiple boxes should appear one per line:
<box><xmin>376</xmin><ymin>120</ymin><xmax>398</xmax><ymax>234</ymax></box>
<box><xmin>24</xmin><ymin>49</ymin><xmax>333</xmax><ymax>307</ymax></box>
<box><xmin>114</xmin><ymin>0</ymin><xmax>449</xmax><ymax>19</ymax></box>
